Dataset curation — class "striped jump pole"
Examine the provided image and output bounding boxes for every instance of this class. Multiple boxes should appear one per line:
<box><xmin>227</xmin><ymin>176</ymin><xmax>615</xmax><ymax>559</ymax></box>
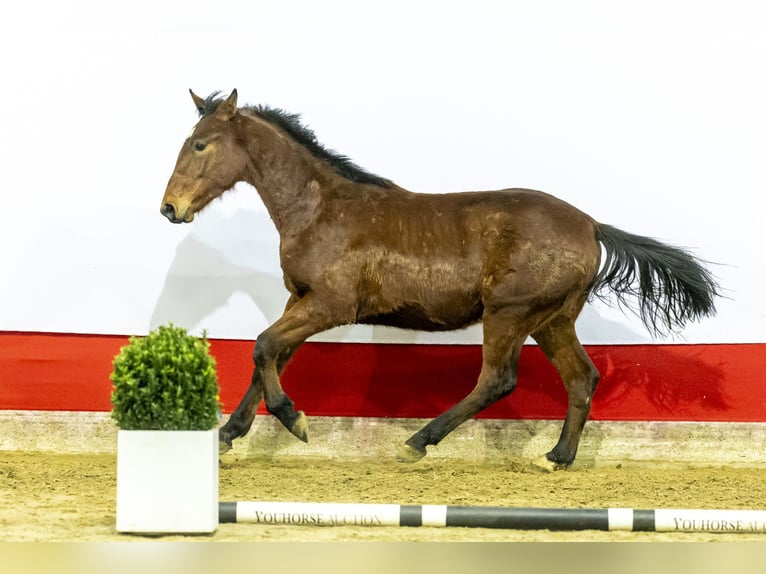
<box><xmin>219</xmin><ymin>501</ymin><xmax>766</xmax><ymax>533</ymax></box>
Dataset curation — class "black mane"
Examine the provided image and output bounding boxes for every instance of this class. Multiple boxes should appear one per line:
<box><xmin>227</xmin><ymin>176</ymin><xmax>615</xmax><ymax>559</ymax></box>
<box><xmin>198</xmin><ymin>92</ymin><xmax>392</xmax><ymax>188</ymax></box>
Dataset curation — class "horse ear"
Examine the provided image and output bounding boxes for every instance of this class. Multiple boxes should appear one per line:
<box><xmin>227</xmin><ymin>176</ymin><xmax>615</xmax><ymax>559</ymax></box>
<box><xmin>215</xmin><ymin>89</ymin><xmax>238</xmax><ymax>121</ymax></box>
<box><xmin>189</xmin><ymin>89</ymin><xmax>206</xmax><ymax>116</ymax></box>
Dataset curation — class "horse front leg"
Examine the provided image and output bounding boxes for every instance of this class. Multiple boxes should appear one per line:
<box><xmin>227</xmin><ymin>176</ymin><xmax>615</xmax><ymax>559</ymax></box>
<box><xmin>218</xmin><ymin>345</ymin><xmax>294</xmax><ymax>453</ymax></box>
<box><xmin>254</xmin><ymin>336</ymin><xmax>309</xmax><ymax>443</ymax></box>
<box><xmin>219</xmin><ymin>295</ymin><xmax>300</xmax><ymax>453</ymax></box>
<box><xmin>221</xmin><ymin>293</ymin><xmax>343</xmax><ymax>450</ymax></box>
<box><xmin>219</xmin><ymin>369</ymin><xmax>263</xmax><ymax>453</ymax></box>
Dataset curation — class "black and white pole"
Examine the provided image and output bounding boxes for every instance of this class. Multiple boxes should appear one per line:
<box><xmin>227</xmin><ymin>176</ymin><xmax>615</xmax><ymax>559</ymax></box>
<box><xmin>219</xmin><ymin>501</ymin><xmax>766</xmax><ymax>533</ymax></box>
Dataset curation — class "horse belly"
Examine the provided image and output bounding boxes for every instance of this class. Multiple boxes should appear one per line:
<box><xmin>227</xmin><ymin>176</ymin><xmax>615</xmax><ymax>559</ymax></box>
<box><xmin>361</xmin><ymin>300</ymin><xmax>484</xmax><ymax>331</ymax></box>
<box><xmin>356</xmin><ymin>258</ymin><xmax>483</xmax><ymax>331</ymax></box>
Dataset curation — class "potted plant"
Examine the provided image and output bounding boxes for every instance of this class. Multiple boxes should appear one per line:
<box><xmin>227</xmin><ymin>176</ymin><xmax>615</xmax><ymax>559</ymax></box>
<box><xmin>111</xmin><ymin>323</ymin><xmax>221</xmax><ymax>534</ymax></box>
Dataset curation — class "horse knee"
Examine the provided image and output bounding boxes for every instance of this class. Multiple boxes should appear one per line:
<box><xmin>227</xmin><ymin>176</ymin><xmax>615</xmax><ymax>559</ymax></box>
<box><xmin>254</xmin><ymin>333</ymin><xmax>296</xmax><ymax>369</ymax></box>
<box><xmin>253</xmin><ymin>333</ymin><xmax>278</xmax><ymax>364</ymax></box>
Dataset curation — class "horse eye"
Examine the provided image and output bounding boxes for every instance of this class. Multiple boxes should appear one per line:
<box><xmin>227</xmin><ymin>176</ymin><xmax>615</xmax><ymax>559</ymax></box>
<box><xmin>193</xmin><ymin>141</ymin><xmax>207</xmax><ymax>152</ymax></box>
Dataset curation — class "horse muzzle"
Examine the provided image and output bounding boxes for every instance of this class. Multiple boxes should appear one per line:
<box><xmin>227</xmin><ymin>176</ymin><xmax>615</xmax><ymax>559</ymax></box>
<box><xmin>160</xmin><ymin>202</ymin><xmax>195</xmax><ymax>224</ymax></box>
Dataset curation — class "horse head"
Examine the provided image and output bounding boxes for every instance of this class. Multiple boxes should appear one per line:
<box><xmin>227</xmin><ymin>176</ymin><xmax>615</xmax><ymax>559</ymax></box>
<box><xmin>160</xmin><ymin>89</ymin><xmax>247</xmax><ymax>223</ymax></box>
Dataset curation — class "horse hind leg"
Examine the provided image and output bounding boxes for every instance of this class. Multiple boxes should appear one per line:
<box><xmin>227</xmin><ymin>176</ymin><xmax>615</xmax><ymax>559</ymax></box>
<box><xmin>398</xmin><ymin>313</ymin><xmax>526</xmax><ymax>462</ymax></box>
<box><xmin>531</xmin><ymin>315</ymin><xmax>600</xmax><ymax>471</ymax></box>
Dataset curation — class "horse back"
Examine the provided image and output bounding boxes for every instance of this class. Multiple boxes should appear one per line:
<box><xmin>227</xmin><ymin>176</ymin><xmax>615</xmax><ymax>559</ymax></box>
<box><xmin>336</xmin><ymin>186</ymin><xmax>599</xmax><ymax>265</ymax></box>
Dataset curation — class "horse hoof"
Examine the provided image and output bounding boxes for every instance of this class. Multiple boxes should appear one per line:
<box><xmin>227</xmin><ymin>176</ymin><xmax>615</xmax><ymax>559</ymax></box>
<box><xmin>531</xmin><ymin>455</ymin><xmax>558</xmax><ymax>473</ymax></box>
<box><xmin>396</xmin><ymin>444</ymin><xmax>426</xmax><ymax>463</ymax></box>
<box><xmin>531</xmin><ymin>454</ymin><xmax>570</xmax><ymax>473</ymax></box>
<box><xmin>290</xmin><ymin>411</ymin><xmax>309</xmax><ymax>443</ymax></box>
<box><xmin>219</xmin><ymin>430</ymin><xmax>234</xmax><ymax>454</ymax></box>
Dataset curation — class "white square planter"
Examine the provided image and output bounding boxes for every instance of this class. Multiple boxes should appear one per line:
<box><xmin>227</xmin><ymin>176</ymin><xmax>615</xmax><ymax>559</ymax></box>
<box><xmin>116</xmin><ymin>429</ymin><xmax>219</xmax><ymax>534</ymax></box>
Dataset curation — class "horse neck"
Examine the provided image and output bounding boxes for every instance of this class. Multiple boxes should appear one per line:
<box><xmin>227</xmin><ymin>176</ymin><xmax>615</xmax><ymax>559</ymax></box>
<box><xmin>240</xmin><ymin>116</ymin><xmax>327</xmax><ymax>233</ymax></box>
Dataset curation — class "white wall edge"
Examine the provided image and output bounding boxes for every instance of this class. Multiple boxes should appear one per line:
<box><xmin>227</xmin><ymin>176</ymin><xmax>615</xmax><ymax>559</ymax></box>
<box><xmin>2</xmin><ymin>410</ymin><xmax>765</xmax><ymax>469</ymax></box>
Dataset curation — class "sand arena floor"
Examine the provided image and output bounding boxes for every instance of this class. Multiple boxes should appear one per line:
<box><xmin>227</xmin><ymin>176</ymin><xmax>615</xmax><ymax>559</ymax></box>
<box><xmin>2</xmin><ymin>450</ymin><xmax>766</xmax><ymax>541</ymax></box>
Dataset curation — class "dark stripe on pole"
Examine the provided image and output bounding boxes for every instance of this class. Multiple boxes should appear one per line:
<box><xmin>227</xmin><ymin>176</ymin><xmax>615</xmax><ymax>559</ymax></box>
<box><xmin>399</xmin><ymin>505</ymin><xmax>423</xmax><ymax>526</ymax></box>
<box><xmin>219</xmin><ymin>501</ymin><xmax>237</xmax><ymax>523</ymax></box>
<box><xmin>632</xmin><ymin>509</ymin><xmax>656</xmax><ymax>531</ymax></box>
<box><xmin>446</xmin><ymin>507</ymin><xmax>610</xmax><ymax>530</ymax></box>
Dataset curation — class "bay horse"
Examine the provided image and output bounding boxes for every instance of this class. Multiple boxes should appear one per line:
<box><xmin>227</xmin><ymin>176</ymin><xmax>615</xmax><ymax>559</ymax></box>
<box><xmin>161</xmin><ymin>89</ymin><xmax>719</xmax><ymax>470</ymax></box>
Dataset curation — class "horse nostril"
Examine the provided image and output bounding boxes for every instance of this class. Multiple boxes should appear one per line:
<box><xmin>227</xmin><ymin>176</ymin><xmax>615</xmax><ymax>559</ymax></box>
<box><xmin>161</xmin><ymin>203</ymin><xmax>176</xmax><ymax>220</ymax></box>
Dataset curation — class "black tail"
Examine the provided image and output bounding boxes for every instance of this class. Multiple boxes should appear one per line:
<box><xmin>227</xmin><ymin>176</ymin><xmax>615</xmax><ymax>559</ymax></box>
<box><xmin>591</xmin><ymin>224</ymin><xmax>720</xmax><ymax>336</ymax></box>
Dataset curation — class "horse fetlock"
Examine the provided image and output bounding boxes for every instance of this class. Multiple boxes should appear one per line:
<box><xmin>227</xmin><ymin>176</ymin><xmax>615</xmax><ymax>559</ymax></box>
<box><xmin>220</xmin><ymin>412</ymin><xmax>252</xmax><ymax>438</ymax></box>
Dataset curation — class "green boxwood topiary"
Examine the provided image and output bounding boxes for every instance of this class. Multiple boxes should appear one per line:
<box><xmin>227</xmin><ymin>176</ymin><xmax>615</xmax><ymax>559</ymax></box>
<box><xmin>111</xmin><ymin>324</ymin><xmax>221</xmax><ymax>430</ymax></box>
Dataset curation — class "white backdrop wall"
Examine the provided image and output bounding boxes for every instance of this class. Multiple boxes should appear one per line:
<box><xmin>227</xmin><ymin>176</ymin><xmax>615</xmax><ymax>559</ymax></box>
<box><xmin>1</xmin><ymin>0</ymin><xmax>763</xmax><ymax>345</ymax></box>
